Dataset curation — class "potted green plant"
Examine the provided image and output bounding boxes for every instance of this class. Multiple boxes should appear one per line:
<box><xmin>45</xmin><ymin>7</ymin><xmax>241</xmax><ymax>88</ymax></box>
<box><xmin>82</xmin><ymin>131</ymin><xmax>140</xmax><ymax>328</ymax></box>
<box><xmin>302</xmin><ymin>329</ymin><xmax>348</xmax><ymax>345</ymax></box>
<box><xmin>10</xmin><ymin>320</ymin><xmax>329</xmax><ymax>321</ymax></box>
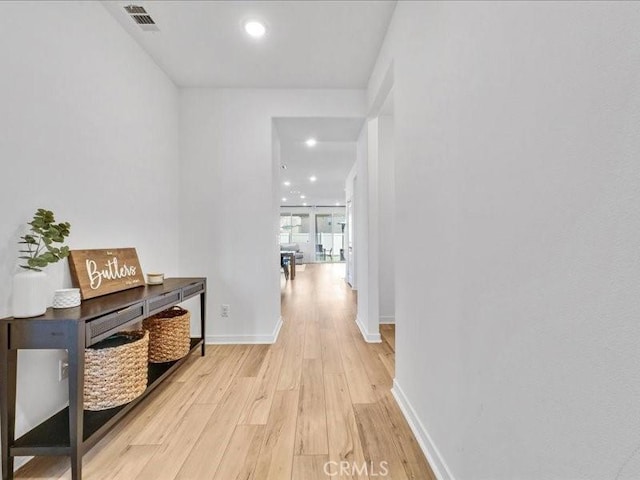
<box><xmin>13</xmin><ymin>209</ymin><xmax>71</xmax><ymax>317</ymax></box>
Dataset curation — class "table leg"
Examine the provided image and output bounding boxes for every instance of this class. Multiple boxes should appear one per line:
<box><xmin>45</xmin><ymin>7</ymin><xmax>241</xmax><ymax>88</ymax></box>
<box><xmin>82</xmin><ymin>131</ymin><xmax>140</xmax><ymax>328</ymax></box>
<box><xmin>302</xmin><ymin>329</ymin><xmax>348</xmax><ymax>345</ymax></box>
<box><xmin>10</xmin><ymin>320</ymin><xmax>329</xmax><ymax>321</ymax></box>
<box><xmin>200</xmin><ymin>288</ymin><xmax>206</xmax><ymax>356</ymax></box>
<box><xmin>0</xmin><ymin>323</ymin><xmax>16</xmax><ymax>480</ymax></box>
<box><xmin>67</xmin><ymin>322</ymin><xmax>85</xmax><ymax>480</ymax></box>
<box><xmin>290</xmin><ymin>254</ymin><xmax>296</xmax><ymax>280</ymax></box>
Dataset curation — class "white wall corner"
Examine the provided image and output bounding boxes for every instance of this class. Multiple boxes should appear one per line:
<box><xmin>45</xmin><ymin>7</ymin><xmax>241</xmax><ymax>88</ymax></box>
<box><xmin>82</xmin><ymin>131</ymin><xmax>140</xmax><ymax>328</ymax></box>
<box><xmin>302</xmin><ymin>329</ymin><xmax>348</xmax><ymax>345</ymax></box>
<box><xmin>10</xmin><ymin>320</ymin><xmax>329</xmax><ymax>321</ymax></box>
<box><xmin>206</xmin><ymin>316</ymin><xmax>283</xmax><ymax>345</ymax></box>
<box><xmin>368</xmin><ymin>60</ymin><xmax>394</xmax><ymax>118</ymax></box>
<box><xmin>391</xmin><ymin>380</ymin><xmax>455</xmax><ymax>480</ymax></box>
<box><xmin>355</xmin><ymin>315</ymin><xmax>382</xmax><ymax>343</ymax></box>
<box><xmin>379</xmin><ymin>315</ymin><xmax>395</xmax><ymax>324</ymax></box>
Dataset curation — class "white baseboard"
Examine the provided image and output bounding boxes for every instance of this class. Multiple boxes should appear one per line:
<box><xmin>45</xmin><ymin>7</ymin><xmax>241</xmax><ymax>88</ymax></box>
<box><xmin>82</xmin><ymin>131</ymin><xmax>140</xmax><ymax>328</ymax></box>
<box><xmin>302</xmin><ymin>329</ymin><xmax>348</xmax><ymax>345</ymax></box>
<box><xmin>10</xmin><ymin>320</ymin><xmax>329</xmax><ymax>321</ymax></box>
<box><xmin>355</xmin><ymin>316</ymin><xmax>382</xmax><ymax>343</ymax></box>
<box><xmin>206</xmin><ymin>316</ymin><xmax>283</xmax><ymax>344</ymax></box>
<box><xmin>380</xmin><ymin>315</ymin><xmax>395</xmax><ymax>324</ymax></box>
<box><xmin>391</xmin><ymin>380</ymin><xmax>455</xmax><ymax>480</ymax></box>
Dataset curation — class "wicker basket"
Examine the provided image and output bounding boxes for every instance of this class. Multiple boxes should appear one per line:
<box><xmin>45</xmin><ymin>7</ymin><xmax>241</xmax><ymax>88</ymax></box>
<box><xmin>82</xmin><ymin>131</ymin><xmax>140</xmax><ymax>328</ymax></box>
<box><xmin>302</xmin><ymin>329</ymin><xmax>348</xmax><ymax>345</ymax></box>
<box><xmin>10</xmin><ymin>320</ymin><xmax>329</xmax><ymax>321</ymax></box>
<box><xmin>143</xmin><ymin>306</ymin><xmax>191</xmax><ymax>363</ymax></box>
<box><xmin>84</xmin><ymin>330</ymin><xmax>149</xmax><ymax>411</ymax></box>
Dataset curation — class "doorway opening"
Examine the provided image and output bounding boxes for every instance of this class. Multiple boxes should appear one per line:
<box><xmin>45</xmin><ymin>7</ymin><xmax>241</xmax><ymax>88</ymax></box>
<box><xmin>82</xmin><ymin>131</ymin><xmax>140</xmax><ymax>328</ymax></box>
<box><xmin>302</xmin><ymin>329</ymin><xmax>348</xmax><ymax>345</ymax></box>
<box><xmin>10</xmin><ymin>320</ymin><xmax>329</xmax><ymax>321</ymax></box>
<box><xmin>272</xmin><ymin>117</ymin><xmax>365</xmax><ymax>287</ymax></box>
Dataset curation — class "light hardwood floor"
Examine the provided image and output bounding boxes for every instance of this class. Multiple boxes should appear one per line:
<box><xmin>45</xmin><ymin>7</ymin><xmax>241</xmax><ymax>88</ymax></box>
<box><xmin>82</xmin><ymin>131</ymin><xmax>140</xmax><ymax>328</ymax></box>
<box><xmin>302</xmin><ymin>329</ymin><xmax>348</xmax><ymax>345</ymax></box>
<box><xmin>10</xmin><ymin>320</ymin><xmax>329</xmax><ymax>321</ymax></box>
<box><xmin>16</xmin><ymin>264</ymin><xmax>435</xmax><ymax>480</ymax></box>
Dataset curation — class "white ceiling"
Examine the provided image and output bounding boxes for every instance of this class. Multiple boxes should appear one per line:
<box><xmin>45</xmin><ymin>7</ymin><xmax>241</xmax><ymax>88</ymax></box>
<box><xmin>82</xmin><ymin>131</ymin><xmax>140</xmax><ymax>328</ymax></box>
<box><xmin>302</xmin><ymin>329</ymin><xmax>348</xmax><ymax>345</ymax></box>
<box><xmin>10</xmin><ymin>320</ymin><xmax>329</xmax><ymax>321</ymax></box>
<box><xmin>274</xmin><ymin>118</ymin><xmax>364</xmax><ymax>207</ymax></box>
<box><xmin>102</xmin><ymin>1</ymin><xmax>396</xmax><ymax>88</ymax></box>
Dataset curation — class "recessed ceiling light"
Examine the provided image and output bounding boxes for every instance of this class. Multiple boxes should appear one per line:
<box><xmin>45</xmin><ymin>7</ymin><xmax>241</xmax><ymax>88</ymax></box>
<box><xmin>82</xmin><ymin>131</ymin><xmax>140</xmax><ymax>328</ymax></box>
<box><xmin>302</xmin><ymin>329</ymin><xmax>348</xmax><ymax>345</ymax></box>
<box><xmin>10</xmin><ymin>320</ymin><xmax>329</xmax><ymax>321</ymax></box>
<box><xmin>300</xmin><ymin>195</ymin><xmax>306</xmax><ymax>199</ymax></box>
<box><xmin>244</xmin><ymin>20</ymin><xmax>266</xmax><ymax>38</ymax></box>
<box><xmin>303</xmin><ymin>202</ymin><xmax>307</xmax><ymax>206</ymax></box>
<box><xmin>283</xmin><ymin>181</ymin><xmax>291</xmax><ymax>186</ymax></box>
<box><xmin>282</xmin><ymin>197</ymin><xmax>287</xmax><ymax>202</ymax></box>
<box><xmin>309</xmin><ymin>176</ymin><xmax>317</xmax><ymax>182</ymax></box>
<box><xmin>336</xmin><ymin>202</ymin><xmax>340</xmax><ymax>206</ymax></box>
<box><xmin>305</xmin><ymin>138</ymin><xmax>317</xmax><ymax>147</ymax></box>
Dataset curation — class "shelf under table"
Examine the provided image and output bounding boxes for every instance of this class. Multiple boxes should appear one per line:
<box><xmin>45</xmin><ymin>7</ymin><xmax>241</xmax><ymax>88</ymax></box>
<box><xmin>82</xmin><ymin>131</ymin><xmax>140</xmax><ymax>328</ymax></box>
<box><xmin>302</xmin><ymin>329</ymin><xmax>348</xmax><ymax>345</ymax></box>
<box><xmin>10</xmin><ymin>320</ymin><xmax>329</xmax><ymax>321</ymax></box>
<box><xmin>11</xmin><ymin>338</ymin><xmax>202</xmax><ymax>456</ymax></box>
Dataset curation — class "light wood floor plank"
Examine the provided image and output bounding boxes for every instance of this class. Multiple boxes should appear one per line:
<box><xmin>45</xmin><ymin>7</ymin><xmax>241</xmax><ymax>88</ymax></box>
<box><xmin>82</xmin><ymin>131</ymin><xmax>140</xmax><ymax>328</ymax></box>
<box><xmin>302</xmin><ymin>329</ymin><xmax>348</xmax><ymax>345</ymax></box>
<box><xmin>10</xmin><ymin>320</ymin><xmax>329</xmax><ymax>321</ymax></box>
<box><xmin>194</xmin><ymin>344</ymin><xmax>252</xmax><ymax>404</ymax></box>
<box><xmin>352</xmin><ymin>333</ymin><xmax>393</xmax><ymax>389</ymax></box>
<box><xmin>68</xmin><ymin>378</ymin><xmax>189</xmax><ymax>478</ymax></box>
<box><xmin>213</xmin><ymin>425</ymin><xmax>265</xmax><ymax>480</ymax></box>
<box><xmin>238</xmin><ymin>346</ymin><xmax>286</xmax><ymax>425</ymax></box>
<box><xmin>292</xmin><ymin>455</ymin><xmax>330</xmax><ymax>480</ymax></box>
<box><xmin>335</xmin><ymin>330</ymin><xmax>377</xmax><ymax>404</ymax></box>
<box><xmin>277</xmin><ymin>318</ymin><xmax>306</xmax><ymax>391</ymax></box>
<box><xmin>354</xmin><ymin>402</ymin><xmax>410</xmax><ymax>480</ymax></box>
<box><xmin>304</xmin><ymin>317</ymin><xmax>322</xmax><ymax>359</ymax></box>
<box><xmin>380</xmin><ymin>324</ymin><xmax>396</xmax><ymax>352</ymax></box>
<box><xmin>320</xmin><ymin>327</ymin><xmax>343</xmax><ymax>375</ymax></box>
<box><xmin>251</xmin><ymin>390</ymin><xmax>299</xmax><ymax>480</ymax></box>
<box><xmin>88</xmin><ymin>444</ymin><xmax>157</xmax><ymax>480</ymax></box>
<box><xmin>295</xmin><ymin>359</ymin><xmax>329</xmax><ymax>455</ymax></box>
<box><xmin>176</xmin><ymin>377</ymin><xmax>255</xmax><ymax>479</ymax></box>
<box><xmin>15</xmin><ymin>456</ymin><xmax>69</xmax><ymax>480</ymax></box>
<box><xmin>54</xmin><ymin>444</ymin><xmax>159</xmax><ymax>480</ymax></box>
<box><xmin>172</xmin><ymin>345</ymin><xmax>222</xmax><ymax>383</ymax></box>
<box><xmin>324</xmin><ymin>373</ymin><xmax>369</xmax><ymax>480</ymax></box>
<box><xmin>378</xmin><ymin>349</ymin><xmax>395</xmax><ymax>379</ymax></box>
<box><xmin>130</xmin><ymin>378</ymin><xmax>203</xmax><ymax>445</ymax></box>
<box><xmin>376</xmin><ymin>390</ymin><xmax>437</xmax><ymax>480</ymax></box>
<box><xmin>186</xmin><ymin>344</ymin><xmax>235</xmax><ymax>382</ymax></box>
<box><xmin>137</xmin><ymin>403</ymin><xmax>217</xmax><ymax>480</ymax></box>
<box><xmin>238</xmin><ymin>344</ymin><xmax>270</xmax><ymax>377</ymax></box>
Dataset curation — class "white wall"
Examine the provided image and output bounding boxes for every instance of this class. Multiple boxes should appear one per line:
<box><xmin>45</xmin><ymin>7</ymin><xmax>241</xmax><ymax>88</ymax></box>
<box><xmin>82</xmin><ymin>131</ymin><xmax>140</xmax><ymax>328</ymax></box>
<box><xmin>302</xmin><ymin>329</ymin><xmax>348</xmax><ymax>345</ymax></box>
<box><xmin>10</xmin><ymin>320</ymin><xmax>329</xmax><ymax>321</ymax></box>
<box><xmin>378</xmin><ymin>115</ymin><xmax>395</xmax><ymax>322</ymax></box>
<box><xmin>351</xmin><ymin>124</ymin><xmax>383</xmax><ymax>342</ymax></box>
<box><xmin>369</xmin><ymin>2</ymin><xmax>640</xmax><ymax>479</ymax></box>
<box><xmin>352</xmin><ymin>113</ymin><xmax>395</xmax><ymax>339</ymax></box>
<box><xmin>0</xmin><ymin>1</ymin><xmax>179</xmax><ymax>469</ymax></box>
<box><xmin>272</xmin><ymin>121</ymin><xmax>284</xmax><ymax>287</ymax></box>
<box><xmin>345</xmin><ymin>163</ymin><xmax>357</xmax><ymax>287</ymax></box>
<box><xmin>365</xmin><ymin>119</ymin><xmax>381</xmax><ymax>340</ymax></box>
<box><xmin>179</xmin><ymin>89</ymin><xmax>365</xmax><ymax>343</ymax></box>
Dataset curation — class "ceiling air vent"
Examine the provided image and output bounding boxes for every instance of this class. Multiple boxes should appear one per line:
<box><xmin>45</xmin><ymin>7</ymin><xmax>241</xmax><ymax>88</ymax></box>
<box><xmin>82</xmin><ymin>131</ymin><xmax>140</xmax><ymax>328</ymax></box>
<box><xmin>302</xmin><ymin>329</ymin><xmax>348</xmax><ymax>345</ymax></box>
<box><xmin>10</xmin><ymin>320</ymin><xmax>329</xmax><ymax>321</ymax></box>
<box><xmin>124</xmin><ymin>5</ymin><xmax>159</xmax><ymax>32</ymax></box>
<box><xmin>124</xmin><ymin>5</ymin><xmax>146</xmax><ymax>14</ymax></box>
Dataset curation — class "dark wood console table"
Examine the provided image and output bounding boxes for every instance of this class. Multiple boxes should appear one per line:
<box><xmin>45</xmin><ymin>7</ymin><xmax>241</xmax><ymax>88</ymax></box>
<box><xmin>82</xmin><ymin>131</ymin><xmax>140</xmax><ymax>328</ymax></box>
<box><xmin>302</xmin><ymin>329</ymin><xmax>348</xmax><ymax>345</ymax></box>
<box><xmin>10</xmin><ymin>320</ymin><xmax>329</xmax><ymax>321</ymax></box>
<box><xmin>0</xmin><ymin>277</ymin><xmax>206</xmax><ymax>480</ymax></box>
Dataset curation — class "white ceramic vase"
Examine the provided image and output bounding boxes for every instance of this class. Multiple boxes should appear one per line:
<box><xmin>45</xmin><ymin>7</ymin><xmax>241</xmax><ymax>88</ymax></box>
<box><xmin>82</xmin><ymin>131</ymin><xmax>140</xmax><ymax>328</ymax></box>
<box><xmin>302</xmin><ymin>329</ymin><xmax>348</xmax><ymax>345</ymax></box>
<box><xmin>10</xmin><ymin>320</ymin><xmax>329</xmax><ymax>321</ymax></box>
<box><xmin>12</xmin><ymin>270</ymin><xmax>48</xmax><ymax>318</ymax></box>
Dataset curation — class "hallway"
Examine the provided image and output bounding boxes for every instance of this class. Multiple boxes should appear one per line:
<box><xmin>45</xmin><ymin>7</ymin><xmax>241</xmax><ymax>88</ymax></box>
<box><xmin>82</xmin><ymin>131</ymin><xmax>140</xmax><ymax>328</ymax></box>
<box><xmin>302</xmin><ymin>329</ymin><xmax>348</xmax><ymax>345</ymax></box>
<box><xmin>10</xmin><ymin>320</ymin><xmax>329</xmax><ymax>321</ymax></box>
<box><xmin>17</xmin><ymin>264</ymin><xmax>434</xmax><ymax>480</ymax></box>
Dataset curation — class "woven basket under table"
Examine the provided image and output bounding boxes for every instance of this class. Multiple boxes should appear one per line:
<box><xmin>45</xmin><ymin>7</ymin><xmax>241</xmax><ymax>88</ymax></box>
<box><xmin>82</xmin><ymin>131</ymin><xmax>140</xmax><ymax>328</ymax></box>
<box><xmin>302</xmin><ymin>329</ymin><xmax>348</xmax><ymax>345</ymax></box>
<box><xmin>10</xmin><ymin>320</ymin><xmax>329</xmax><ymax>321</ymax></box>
<box><xmin>143</xmin><ymin>306</ymin><xmax>191</xmax><ymax>363</ymax></box>
<box><xmin>84</xmin><ymin>330</ymin><xmax>149</xmax><ymax>411</ymax></box>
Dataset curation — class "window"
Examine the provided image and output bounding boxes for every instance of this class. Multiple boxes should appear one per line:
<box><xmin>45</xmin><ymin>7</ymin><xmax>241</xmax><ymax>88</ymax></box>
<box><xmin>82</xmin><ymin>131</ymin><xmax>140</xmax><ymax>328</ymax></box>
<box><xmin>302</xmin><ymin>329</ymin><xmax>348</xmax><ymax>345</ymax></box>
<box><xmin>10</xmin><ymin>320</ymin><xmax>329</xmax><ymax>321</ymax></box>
<box><xmin>315</xmin><ymin>212</ymin><xmax>345</xmax><ymax>261</ymax></box>
<box><xmin>280</xmin><ymin>213</ymin><xmax>310</xmax><ymax>244</ymax></box>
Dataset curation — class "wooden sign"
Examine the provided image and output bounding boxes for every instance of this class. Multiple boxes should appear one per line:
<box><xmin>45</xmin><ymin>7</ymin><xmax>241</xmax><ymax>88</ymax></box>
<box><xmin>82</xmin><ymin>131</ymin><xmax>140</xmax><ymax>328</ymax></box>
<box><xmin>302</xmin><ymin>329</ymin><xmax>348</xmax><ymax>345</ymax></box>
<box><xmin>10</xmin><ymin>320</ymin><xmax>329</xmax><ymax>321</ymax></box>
<box><xmin>68</xmin><ymin>248</ymin><xmax>145</xmax><ymax>300</ymax></box>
